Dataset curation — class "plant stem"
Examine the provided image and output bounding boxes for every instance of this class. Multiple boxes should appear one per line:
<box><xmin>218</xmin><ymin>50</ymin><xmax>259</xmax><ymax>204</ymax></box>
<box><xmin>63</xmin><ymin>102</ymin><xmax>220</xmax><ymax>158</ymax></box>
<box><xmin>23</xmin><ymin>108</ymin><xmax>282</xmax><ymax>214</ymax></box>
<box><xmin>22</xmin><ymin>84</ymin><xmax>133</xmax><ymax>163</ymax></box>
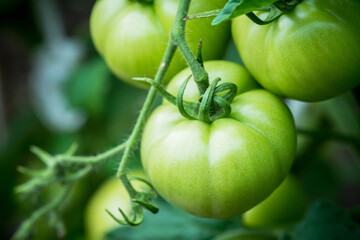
<box><xmin>115</xmin><ymin>1</ymin><xmax>191</xmax><ymax>194</ymax></box>
<box><xmin>60</xmin><ymin>142</ymin><xmax>127</xmax><ymax>164</ymax></box>
<box><xmin>171</xmin><ymin>0</ymin><xmax>209</xmax><ymax>95</ymax></box>
<box><xmin>12</xmin><ymin>184</ymin><xmax>72</xmax><ymax>240</ymax></box>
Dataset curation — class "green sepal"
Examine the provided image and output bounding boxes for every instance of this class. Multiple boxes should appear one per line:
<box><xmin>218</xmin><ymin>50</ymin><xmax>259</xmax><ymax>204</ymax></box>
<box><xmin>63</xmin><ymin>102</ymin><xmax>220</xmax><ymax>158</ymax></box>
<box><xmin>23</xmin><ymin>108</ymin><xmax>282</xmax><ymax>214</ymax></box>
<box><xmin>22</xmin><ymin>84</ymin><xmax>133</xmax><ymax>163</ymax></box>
<box><xmin>132</xmin><ymin>199</ymin><xmax>159</xmax><ymax>214</ymax></box>
<box><xmin>177</xmin><ymin>75</ymin><xmax>199</xmax><ymax>120</ymax></box>
<box><xmin>199</xmin><ymin>78</ymin><xmax>221</xmax><ymax>122</ymax></box>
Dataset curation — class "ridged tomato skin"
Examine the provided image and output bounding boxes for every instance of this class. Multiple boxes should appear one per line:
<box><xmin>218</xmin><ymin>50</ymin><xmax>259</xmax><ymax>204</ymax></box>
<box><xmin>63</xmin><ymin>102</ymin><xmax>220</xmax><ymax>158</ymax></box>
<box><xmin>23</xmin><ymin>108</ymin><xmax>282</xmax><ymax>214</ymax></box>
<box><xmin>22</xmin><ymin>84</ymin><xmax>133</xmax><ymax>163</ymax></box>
<box><xmin>232</xmin><ymin>0</ymin><xmax>360</xmax><ymax>102</ymax></box>
<box><xmin>141</xmin><ymin>61</ymin><xmax>297</xmax><ymax>219</ymax></box>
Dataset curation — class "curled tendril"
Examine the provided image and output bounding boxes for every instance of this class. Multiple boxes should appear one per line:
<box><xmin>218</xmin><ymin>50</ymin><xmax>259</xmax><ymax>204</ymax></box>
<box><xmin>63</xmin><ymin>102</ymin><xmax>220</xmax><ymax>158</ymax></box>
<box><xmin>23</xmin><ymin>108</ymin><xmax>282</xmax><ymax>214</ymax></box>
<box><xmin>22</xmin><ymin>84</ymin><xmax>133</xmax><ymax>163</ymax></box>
<box><xmin>214</xmin><ymin>82</ymin><xmax>239</xmax><ymax>103</ymax></box>
<box><xmin>106</xmin><ymin>177</ymin><xmax>159</xmax><ymax>226</ymax></box>
<box><xmin>177</xmin><ymin>75</ymin><xmax>198</xmax><ymax>120</ymax></box>
<box><xmin>211</xmin><ymin>96</ymin><xmax>232</xmax><ymax>121</ymax></box>
<box><xmin>106</xmin><ymin>206</ymin><xmax>144</xmax><ymax>226</ymax></box>
<box><xmin>129</xmin><ymin>177</ymin><xmax>159</xmax><ymax>213</ymax></box>
<box><xmin>198</xmin><ymin>78</ymin><xmax>221</xmax><ymax>122</ymax></box>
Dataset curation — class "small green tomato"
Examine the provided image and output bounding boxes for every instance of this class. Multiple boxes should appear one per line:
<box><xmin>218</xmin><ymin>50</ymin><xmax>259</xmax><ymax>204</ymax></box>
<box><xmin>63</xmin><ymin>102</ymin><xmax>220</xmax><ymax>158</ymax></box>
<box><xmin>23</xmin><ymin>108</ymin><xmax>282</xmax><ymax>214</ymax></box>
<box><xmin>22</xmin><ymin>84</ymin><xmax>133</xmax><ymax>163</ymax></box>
<box><xmin>242</xmin><ymin>175</ymin><xmax>307</xmax><ymax>227</ymax></box>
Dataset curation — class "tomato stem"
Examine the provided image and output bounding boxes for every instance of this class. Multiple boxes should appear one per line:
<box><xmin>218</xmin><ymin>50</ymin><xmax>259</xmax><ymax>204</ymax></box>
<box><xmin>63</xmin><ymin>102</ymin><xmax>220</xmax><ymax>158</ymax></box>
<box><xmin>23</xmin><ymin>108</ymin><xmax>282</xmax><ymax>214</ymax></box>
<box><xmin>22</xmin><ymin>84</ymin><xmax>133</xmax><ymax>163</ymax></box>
<box><xmin>114</xmin><ymin>0</ymin><xmax>193</xmax><ymax>224</ymax></box>
<box><xmin>59</xmin><ymin>142</ymin><xmax>127</xmax><ymax>164</ymax></box>
<box><xmin>171</xmin><ymin>1</ymin><xmax>209</xmax><ymax>96</ymax></box>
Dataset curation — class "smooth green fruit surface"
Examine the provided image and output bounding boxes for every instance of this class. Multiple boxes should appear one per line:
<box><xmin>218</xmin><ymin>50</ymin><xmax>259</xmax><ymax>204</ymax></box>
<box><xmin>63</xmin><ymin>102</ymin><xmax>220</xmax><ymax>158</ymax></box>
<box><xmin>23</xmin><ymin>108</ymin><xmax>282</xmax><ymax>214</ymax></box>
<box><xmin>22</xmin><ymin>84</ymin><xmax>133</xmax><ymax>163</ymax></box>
<box><xmin>90</xmin><ymin>0</ymin><xmax>230</xmax><ymax>87</ymax></box>
<box><xmin>232</xmin><ymin>0</ymin><xmax>360</xmax><ymax>102</ymax></box>
<box><xmin>141</xmin><ymin>61</ymin><xmax>297</xmax><ymax>219</ymax></box>
<box><xmin>243</xmin><ymin>175</ymin><xmax>307</xmax><ymax>227</ymax></box>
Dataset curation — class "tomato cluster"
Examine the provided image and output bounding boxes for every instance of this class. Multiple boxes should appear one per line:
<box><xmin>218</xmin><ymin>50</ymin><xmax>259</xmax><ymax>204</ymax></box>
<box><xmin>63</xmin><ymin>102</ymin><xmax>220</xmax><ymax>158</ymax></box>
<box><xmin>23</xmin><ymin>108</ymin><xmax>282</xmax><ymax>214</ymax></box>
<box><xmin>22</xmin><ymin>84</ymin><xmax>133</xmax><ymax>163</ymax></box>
<box><xmin>90</xmin><ymin>0</ymin><xmax>360</xmax><ymax>220</ymax></box>
<box><xmin>90</xmin><ymin>0</ymin><xmax>231</xmax><ymax>87</ymax></box>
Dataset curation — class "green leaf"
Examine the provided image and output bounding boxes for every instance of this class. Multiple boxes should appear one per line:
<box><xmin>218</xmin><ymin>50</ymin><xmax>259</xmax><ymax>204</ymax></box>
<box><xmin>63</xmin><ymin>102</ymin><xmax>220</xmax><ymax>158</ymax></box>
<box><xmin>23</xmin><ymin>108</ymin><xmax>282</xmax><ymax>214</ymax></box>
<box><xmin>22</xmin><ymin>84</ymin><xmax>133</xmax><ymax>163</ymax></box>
<box><xmin>287</xmin><ymin>199</ymin><xmax>360</xmax><ymax>240</ymax></box>
<box><xmin>212</xmin><ymin>0</ymin><xmax>278</xmax><ymax>26</ymax></box>
<box><xmin>319</xmin><ymin>93</ymin><xmax>360</xmax><ymax>140</ymax></box>
<box><xmin>105</xmin><ymin>198</ymin><xmax>235</xmax><ymax>240</ymax></box>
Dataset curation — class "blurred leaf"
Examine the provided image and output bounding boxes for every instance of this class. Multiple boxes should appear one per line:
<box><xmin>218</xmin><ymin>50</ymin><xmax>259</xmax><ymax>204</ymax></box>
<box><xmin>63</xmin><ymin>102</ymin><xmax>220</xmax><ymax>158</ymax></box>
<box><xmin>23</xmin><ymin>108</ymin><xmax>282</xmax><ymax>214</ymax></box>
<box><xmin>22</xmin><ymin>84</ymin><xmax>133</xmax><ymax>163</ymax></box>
<box><xmin>106</xmin><ymin>198</ymin><xmax>235</xmax><ymax>240</ymax></box>
<box><xmin>300</xmin><ymin>157</ymin><xmax>337</xmax><ymax>198</ymax></box>
<box><xmin>286</xmin><ymin>199</ymin><xmax>360</xmax><ymax>240</ymax></box>
<box><xmin>319</xmin><ymin>93</ymin><xmax>360</xmax><ymax>139</ymax></box>
<box><xmin>65</xmin><ymin>57</ymin><xmax>110</xmax><ymax>117</ymax></box>
<box><xmin>224</xmin><ymin>40</ymin><xmax>243</xmax><ymax>65</ymax></box>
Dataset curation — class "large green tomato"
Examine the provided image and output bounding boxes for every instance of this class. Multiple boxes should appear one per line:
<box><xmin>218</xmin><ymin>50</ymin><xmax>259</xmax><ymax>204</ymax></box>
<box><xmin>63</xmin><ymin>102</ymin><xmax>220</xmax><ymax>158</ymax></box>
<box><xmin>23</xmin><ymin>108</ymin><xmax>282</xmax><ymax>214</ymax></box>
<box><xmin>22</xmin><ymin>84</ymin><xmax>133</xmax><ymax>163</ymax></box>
<box><xmin>242</xmin><ymin>175</ymin><xmax>308</xmax><ymax>228</ymax></box>
<box><xmin>90</xmin><ymin>0</ymin><xmax>230</xmax><ymax>88</ymax></box>
<box><xmin>232</xmin><ymin>0</ymin><xmax>360</xmax><ymax>102</ymax></box>
<box><xmin>141</xmin><ymin>60</ymin><xmax>297</xmax><ymax>219</ymax></box>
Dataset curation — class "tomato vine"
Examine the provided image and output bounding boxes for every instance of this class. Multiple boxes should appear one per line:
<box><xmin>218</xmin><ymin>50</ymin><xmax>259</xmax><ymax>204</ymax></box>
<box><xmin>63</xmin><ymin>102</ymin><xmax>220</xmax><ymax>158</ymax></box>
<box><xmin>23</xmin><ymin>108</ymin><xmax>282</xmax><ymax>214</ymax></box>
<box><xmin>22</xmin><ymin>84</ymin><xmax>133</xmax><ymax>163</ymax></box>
<box><xmin>12</xmin><ymin>0</ymin><xmax>360</xmax><ymax>239</ymax></box>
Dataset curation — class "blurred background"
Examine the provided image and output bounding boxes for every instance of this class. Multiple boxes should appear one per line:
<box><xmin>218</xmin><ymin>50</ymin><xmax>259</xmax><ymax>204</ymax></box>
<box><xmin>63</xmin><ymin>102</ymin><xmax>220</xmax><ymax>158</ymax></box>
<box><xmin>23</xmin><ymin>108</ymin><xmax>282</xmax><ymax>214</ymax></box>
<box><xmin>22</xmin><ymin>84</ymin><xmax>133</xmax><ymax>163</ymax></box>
<box><xmin>0</xmin><ymin>0</ymin><xmax>359</xmax><ymax>239</ymax></box>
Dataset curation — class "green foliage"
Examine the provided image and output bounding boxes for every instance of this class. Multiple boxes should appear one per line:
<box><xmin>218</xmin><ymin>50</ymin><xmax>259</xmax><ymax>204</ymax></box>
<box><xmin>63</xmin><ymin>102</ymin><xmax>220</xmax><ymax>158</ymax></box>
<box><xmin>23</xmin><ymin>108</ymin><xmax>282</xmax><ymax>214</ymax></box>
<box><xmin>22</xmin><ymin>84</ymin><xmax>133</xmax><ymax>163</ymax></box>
<box><xmin>65</xmin><ymin>57</ymin><xmax>110</xmax><ymax>117</ymax></box>
<box><xmin>106</xmin><ymin>198</ymin><xmax>235</xmax><ymax>240</ymax></box>
<box><xmin>285</xmin><ymin>200</ymin><xmax>360</xmax><ymax>240</ymax></box>
<box><xmin>212</xmin><ymin>0</ymin><xmax>277</xmax><ymax>25</ymax></box>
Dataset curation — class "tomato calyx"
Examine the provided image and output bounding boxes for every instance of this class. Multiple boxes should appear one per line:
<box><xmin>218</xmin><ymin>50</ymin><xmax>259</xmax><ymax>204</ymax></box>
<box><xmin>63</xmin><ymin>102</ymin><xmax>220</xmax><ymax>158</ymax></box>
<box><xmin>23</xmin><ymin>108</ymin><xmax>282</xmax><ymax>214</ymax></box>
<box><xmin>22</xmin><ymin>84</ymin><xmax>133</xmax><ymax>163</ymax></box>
<box><xmin>134</xmin><ymin>39</ymin><xmax>237</xmax><ymax>123</ymax></box>
<box><xmin>106</xmin><ymin>177</ymin><xmax>158</xmax><ymax>226</ymax></box>
<box><xmin>134</xmin><ymin>75</ymin><xmax>238</xmax><ymax>123</ymax></box>
<box><xmin>246</xmin><ymin>0</ymin><xmax>303</xmax><ymax>25</ymax></box>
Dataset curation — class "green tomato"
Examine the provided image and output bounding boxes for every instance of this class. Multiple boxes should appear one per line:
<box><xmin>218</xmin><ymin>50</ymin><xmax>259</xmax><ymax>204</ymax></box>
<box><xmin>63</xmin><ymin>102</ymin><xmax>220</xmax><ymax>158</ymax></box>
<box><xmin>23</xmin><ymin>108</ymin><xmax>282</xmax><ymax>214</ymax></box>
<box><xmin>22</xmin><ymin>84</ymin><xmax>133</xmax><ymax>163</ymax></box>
<box><xmin>85</xmin><ymin>170</ymin><xmax>148</xmax><ymax>240</ymax></box>
<box><xmin>90</xmin><ymin>0</ymin><xmax>230</xmax><ymax>88</ymax></box>
<box><xmin>242</xmin><ymin>175</ymin><xmax>307</xmax><ymax>228</ymax></box>
<box><xmin>141</xmin><ymin>60</ymin><xmax>297</xmax><ymax>219</ymax></box>
<box><xmin>232</xmin><ymin>0</ymin><xmax>360</xmax><ymax>102</ymax></box>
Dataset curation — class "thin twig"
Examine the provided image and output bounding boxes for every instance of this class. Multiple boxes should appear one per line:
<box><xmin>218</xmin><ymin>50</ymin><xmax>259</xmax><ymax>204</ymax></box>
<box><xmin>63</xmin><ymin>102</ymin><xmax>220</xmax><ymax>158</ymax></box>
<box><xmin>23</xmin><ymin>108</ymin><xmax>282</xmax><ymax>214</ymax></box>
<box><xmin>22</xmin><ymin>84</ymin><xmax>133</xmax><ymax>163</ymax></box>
<box><xmin>12</xmin><ymin>184</ymin><xmax>73</xmax><ymax>240</ymax></box>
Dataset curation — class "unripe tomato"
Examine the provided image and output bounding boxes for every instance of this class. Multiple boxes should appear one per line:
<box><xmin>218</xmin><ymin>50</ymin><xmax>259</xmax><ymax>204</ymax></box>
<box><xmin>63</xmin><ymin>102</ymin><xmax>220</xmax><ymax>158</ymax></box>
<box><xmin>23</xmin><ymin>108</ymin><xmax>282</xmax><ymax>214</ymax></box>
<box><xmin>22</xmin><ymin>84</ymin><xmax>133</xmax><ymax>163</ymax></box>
<box><xmin>141</xmin><ymin>61</ymin><xmax>297</xmax><ymax>219</ymax></box>
<box><xmin>90</xmin><ymin>0</ymin><xmax>230</xmax><ymax>88</ymax></box>
<box><xmin>85</xmin><ymin>170</ymin><xmax>148</xmax><ymax>240</ymax></box>
<box><xmin>242</xmin><ymin>175</ymin><xmax>307</xmax><ymax>227</ymax></box>
<box><xmin>232</xmin><ymin>0</ymin><xmax>360</xmax><ymax>102</ymax></box>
